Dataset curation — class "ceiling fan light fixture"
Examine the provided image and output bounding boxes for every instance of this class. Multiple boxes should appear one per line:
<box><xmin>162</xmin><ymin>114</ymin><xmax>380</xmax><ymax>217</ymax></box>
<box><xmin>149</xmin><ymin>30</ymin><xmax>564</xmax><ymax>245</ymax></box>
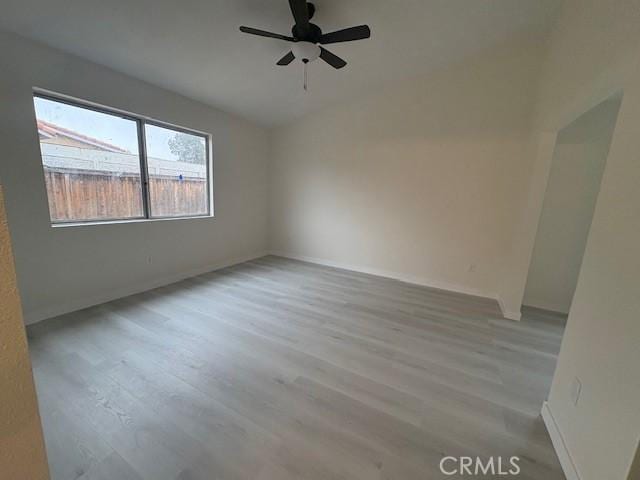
<box><xmin>292</xmin><ymin>42</ymin><xmax>321</xmax><ymax>63</ymax></box>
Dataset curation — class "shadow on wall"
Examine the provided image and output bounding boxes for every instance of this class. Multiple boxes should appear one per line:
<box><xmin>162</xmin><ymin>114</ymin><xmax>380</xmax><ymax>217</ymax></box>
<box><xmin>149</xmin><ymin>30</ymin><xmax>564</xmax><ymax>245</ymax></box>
<box><xmin>628</xmin><ymin>440</ymin><xmax>640</xmax><ymax>479</ymax></box>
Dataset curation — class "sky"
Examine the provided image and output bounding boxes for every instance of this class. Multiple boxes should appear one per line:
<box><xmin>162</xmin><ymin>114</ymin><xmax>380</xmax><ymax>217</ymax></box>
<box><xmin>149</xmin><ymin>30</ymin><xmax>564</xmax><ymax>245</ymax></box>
<box><xmin>33</xmin><ymin>96</ymin><xmax>200</xmax><ymax>162</ymax></box>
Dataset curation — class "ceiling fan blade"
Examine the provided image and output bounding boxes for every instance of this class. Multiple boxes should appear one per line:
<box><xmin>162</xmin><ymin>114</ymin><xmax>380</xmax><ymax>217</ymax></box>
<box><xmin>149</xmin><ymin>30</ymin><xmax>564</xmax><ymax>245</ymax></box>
<box><xmin>289</xmin><ymin>0</ymin><xmax>310</xmax><ymax>31</ymax></box>
<box><xmin>319</xmin><ymin>25</ymin><xmax>371</xmax><ymax>44</ymax></box>
<box><xmin>277</xmin><ymin>51</ymin><xmax>295</xmax><ymax>66</ymax></box>
<box><xmin>319</xmin><ymin>47</ymin><xmax>347</xmax><ymax>69</ymax></box>
<box><xmin>239</xmin><ymin>26</ymin><xmax>295</xmax><ymax>42</ymax></box>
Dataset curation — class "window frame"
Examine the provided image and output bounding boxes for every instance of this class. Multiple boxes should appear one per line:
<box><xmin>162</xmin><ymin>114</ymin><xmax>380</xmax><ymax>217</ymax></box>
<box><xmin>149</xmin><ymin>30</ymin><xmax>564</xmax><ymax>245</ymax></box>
<box><xmin>33</xmin><ymin>89</ymin><xmax>213</xmax><ymax>226</ymax></box>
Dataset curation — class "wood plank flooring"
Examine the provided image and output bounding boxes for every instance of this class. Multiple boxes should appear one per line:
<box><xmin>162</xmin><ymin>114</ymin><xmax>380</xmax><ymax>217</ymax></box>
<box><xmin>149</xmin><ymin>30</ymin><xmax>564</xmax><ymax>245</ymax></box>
<box><xmin>27</xmin><ymin>256</ymin><xmax>567</xmax><ymax>480</ymax></box>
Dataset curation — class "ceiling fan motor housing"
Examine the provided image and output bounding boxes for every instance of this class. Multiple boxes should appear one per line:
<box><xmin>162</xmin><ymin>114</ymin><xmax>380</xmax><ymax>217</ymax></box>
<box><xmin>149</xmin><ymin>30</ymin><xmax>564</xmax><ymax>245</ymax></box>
<box><xmin>292</xmin><ymin>22</ymin><xmax>322</xmax><ymax>42</ymax></box>
<box><xmin>292</xmin><ymin>42</ymin><xmax>321</xmax><ymax>63</ymax></box>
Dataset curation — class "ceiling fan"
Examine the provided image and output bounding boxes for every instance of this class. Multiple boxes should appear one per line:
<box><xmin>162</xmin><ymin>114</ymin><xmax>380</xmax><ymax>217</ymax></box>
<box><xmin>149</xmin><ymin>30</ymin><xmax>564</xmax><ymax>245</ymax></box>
<box><xmin>239</xmin><ymin>0</ymin><xmax>371</xmax><ymax>70</ymax></box>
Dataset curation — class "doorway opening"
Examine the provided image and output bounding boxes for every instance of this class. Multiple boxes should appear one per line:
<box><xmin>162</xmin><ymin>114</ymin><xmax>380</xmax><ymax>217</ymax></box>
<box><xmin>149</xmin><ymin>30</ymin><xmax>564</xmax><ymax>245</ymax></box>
<box><xmin>523</xmin><ymin>95</ymin><xmax>622</xmax><ymax>316</ymax></box>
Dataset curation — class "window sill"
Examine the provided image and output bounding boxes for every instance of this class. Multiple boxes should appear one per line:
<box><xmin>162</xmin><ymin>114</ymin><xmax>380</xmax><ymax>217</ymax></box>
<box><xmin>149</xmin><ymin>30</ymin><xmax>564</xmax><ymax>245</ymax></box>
<box><xmin>51</xmin><ymin>214</ymin><xmax>214</xmax><ymax>228</ymax></box>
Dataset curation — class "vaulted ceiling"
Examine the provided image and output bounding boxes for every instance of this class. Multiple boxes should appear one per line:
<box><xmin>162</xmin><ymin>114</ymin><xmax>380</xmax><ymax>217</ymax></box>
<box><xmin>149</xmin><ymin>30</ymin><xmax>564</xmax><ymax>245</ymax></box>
<box><xmin>0</xmin><ymin>0</ymin><xmax>561</xmax><ymax>126</ymax></box>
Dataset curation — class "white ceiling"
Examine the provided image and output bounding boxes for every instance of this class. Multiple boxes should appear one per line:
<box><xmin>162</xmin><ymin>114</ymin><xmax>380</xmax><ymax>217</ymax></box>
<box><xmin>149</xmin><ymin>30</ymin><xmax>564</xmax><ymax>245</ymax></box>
<box><xmin>0</xmin><ymin>0</ymin><xmax>561</xmax><ymax>127</ymax></box>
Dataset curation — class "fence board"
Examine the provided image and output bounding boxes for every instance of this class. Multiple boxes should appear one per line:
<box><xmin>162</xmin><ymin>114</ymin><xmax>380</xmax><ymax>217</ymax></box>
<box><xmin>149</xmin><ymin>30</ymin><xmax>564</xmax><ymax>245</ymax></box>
<box><xmin>44</xmin><ymin>170</ymin><xmax>207</xmax><ymax>222</ymax></box>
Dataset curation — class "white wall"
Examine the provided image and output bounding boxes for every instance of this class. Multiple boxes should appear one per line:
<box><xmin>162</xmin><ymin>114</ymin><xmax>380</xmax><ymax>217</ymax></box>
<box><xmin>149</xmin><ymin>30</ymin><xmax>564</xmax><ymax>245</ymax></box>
<box><xmin>523</xmin><ymin>98</ymin><xmax>620</xmax><ymax>313</ymax></box>
<box><xmin>521</xmin><ymin>1</ymin><xmax>640</xmax><ymax>479</ymax></box>
<box><xmin>269</xmin><ymin>36</ymin><xmax>543</xmax><ymax>303</ymax></box>
<box><xmin>0</xmin><ymin>31</ymin><xmax>270</xmax><ymax>323</ymax></box>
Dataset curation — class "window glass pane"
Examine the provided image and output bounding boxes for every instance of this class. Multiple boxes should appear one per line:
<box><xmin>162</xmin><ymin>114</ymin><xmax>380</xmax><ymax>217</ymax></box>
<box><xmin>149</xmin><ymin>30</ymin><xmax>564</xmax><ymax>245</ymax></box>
<box><xmin>33</xmin><ymin>96</ymin><xmax>143</xmax><ymax>222</ymax></box>
<box><xmin>144</xmin><ymin>124</ymin><xmax>208</xmax><ymax>217</ymax></box>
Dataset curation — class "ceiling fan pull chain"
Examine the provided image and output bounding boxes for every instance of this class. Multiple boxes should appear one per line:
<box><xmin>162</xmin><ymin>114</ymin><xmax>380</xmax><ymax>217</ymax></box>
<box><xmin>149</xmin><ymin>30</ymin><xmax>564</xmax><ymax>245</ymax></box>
<box><xmin>304</xmin><ymin>61</ymin><xmax>308</xmax><ymax>91</ymax></box>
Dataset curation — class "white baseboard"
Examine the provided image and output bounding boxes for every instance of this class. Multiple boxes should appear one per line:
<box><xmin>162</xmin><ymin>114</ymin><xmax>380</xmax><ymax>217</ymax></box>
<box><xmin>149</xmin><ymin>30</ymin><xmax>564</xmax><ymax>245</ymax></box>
<box><xmin>24</xmin><ymin>251</ymin><xmax>268</xmax><ymax>325</ymax></box>
<box><xmin>523</xmin><ymin>298</ymin><xmax>570</xmax><ymax>316</ymax></box>
<box><xmin>26</xmin><ymin>249</ymin><xmax>519</xmax><ymax>325</ymax></box>
<box><xmin>497</xmin><ymin>295</ymin><xmax>522</xmax><ymax>321</ymax></box>
<box><xmin>541</xmin><ymin>402</ymin><xmax>581</xmax><ymax>480</ymax></box>
<box><xmin>269</xmin><ymin>250</ymin><xmax>505</xmax><ymax>307</ymax></box>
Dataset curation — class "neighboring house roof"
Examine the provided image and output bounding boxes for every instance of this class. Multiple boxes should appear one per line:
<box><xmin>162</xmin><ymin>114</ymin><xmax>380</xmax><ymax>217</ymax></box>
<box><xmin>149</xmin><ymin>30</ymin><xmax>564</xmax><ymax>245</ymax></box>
<box><xmin>37</xmin><ymin>119</ymin><xmax>129</xmax><ymax>154</ymax></box>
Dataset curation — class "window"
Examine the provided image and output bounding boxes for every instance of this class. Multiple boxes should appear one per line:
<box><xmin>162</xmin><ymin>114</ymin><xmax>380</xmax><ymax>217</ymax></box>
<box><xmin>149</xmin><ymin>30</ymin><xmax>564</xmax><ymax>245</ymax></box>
<box><xmin>145</xmin><ymin>124</ymin><xmax>208</xmax><ymax>217</ymax></box>
<box><xmin>33</xmin><ymin>92</ymin><xmax>211</xmax><ymax>224</ymax></box>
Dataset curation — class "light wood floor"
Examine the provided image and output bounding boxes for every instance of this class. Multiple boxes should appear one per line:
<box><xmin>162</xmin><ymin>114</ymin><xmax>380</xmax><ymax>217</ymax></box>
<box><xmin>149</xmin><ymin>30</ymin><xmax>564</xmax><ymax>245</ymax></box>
<box><xmin>28</xmin><ymin>256</ymin><xmax>567</xmax><ymax>480</ymax></box>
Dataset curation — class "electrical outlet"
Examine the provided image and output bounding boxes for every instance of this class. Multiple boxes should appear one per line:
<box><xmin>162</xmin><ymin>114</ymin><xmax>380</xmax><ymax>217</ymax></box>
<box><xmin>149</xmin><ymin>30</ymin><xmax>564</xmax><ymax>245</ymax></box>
<box><xmin>571</xmin><ymin>377</ymin><xmax>582</xmax><ymax>406</ymax></box>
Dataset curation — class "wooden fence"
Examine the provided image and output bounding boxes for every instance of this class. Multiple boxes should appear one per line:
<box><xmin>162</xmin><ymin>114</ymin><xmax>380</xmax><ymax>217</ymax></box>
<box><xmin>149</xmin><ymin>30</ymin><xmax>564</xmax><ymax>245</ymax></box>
<box><xmin>45</xmin><ymin>169</ymin><xmax>208</xmax><ymax>222</ymax></box>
